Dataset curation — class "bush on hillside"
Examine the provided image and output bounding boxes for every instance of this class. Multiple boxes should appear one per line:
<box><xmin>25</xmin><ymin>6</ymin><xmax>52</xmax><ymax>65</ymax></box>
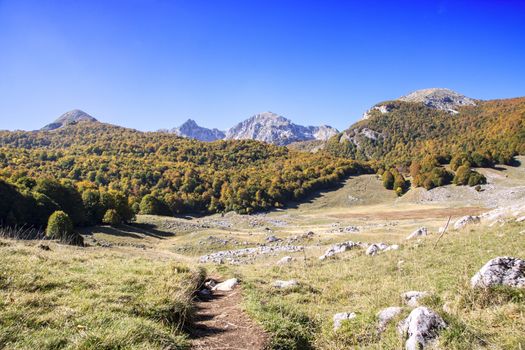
<box><xmin>46</xmin><ymin>211</ymin><xmax>83</xmax><ymax>245</ymax></box>
<box><xmin>102</xmin><ymin>209</ymin><xmax>122</xmax><ymax>226</ymax></box>
<box><xmin>140</xmin><ymin>195</ymin><xmax>171</xmax><ymax>216</ymax></box>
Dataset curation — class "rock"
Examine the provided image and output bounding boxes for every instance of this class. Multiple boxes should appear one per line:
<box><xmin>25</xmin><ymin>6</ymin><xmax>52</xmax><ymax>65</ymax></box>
<box><xmin>199</xmin><ymin>245</ymin><xmax>304</xmax><ymax>264</ymax></box>
<box><xmin>377</xmin><ymin>306</ymin><xmax>403</xmax><ymax>333</ymax></box>
<box><xmin>517</xmin><ymin>216</ymin><xmax>525</xmax><ymax>223</ymax></box>
<box><xmin>453</xmin><ymin>215</ymin><xmax>480</xmax><ymax>230</ymax></box>
<box><xmin>471</xmin><ymin>256</ymin><xmax>525</xmax><ymax>288</ymax></box>
<box><xmin>170</xmin><ymin>119</ymin><xmax>225</xmax><ymax>142</ymax></box>
<box><xmin>333</xmin><ymin>312</ymin><xmax>356</xmax><ymax>331</ymax></box>
<box><xmin>272</xmin><ymin>279</ymin><xmax>299</xmax><ymax>289</ymax></box>
<box><xmin>397</xmin><ymin>307</ymin><xmax>447</xmax><ymax>350</ymax></box>
<box><xmin>277</xmin><ymin>256</ymin><xmax>294</xmax><ymax>265</ymax></box>
<box><xmin>366</xmin><ymin>243</ymin><xmax>398</xmax><ymax>256</ymax></box>
<box><xmin>406</xmin><ymin>227</ymin><xmax>428</xmax><ymax>240</ymax></box>
<box><xmin>266</xmin><ymin>235</ymin><xmax>281</xmax><ymax>243</ymax></box>
<box><xmin>212</xmin><ymin>278</ymin><xmax>239</xmax><ymax>291</ymax></box>
<box><xmin>401</xmin><ymin>291</ymin><xmax>429</xmax><ymax>307</ymax></box>
<box><xmin>398</xmin><ymin>88</ymin><xmax>476</xmax><ymax>113</ymax></box>
<box><xmin>319</xmin><ymin>241</ymin><xmax>363</xmax><ymax>260</ymax></box>
<box><xmin>204</xmin><ymin>279</ymin><xmax>217</xmax><ymax>289</ymax></box>
<box><xmin>384</xmin><ymin>244</ymin><xmax>400</xmax><ymax>251</ymax></box>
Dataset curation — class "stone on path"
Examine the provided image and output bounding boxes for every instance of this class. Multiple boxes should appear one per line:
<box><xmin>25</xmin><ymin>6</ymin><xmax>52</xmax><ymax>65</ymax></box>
<box><xmin>212</xmin><ymin>278</ymin><xmax>239</xmax><ymax>291</ymax></box>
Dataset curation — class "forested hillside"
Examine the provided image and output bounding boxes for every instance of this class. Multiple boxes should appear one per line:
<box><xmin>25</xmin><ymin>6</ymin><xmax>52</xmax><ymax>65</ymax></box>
<box><xmin>0</xmin><ymin>122</ymin><xmax>370</xmax><ymax>230</ymax></box>
<box><xmin>324</xmin><ymin>97</ymin><xmax>525</xmax><ymax>191</ymax></box>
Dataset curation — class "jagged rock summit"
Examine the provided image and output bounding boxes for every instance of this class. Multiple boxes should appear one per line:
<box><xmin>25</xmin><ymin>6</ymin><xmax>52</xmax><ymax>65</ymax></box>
<box><xmin>362</xmin><ymin>88</ymin><xmax>476</xmax><ymax>120</ymax></box>
<box><xmin>224</xmin><ymin>111</ymin><xmax>338</xmax><ymax>146</ymax></box>
<box><xmin>171</xmin><ymin>119</ymin><xmax>225</xmax><ymax>142</ymax></box>
<box><xmin>399</xmin><ymin>88</ymin><xmax>476</xmax><ymax>113</ymax></box>
<box><xmin>42</xmin><ymin>109</ymin><xmax>98</xmax><ymax>131</ymax></box>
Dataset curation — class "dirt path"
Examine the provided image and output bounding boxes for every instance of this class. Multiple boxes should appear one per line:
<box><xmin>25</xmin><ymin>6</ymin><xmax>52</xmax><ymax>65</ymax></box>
<box><xmin>190</xmin><ymin>286</ymin><xmax>268</xmax><ymax>350</ymax></box>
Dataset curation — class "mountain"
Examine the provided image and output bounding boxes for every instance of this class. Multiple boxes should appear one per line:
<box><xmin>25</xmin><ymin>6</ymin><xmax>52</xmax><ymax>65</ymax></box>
<box><xmin>171</xmin><ymin>119</ymin><xmax>225</xmax><ymax>142</ymax></box>
<box><xmin>224</xmin><ymin>111</ymin><xmax>338</xmax><ymax>146</ymax></box>
<box><xmin>326</xmin><ymin>89</ymin><xmax>525</xmax><ymax>165</ymax></box>
<box><xmin>41</xmin><ymin>109</ymin><xmax>98</xmax><ymax>131</ymax></box>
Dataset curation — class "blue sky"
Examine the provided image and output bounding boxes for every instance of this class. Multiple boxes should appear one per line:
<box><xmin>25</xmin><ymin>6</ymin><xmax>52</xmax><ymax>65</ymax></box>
<box><xmin>0</xmin><ymin>0</ymin><xmax>524</xmax><ymax>131</ymax></box>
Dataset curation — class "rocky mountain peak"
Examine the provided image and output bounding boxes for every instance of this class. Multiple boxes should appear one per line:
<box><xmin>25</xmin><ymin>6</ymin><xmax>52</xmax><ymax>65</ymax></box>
<box><xmin>225</xmin><ymin>112</ymin><xmax>338</xmax><ymax>146</ymax></box>
<box><xmin>398</xmin><ymin>88</ymin><xmax>476</xmax><ymax>113</ymax></box>
<box><xmin>171</xmin><ymin>119</ymin><xmax>225</xmax><ymax>142</ymax></box>
<box><xmin>41</xmin><ymin>109</ymin><xmax>98</xmax><ymax>131</ymax></box>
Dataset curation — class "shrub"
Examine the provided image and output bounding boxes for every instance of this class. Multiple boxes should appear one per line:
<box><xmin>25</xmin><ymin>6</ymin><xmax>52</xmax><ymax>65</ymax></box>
<box><xmin>102</xmin><ymin>209</ymin><xmax>121</xmax><ymax>226</ymax></box>
<box><xmin>46</xmin><ymin>211</ymin><xmax>82</xmax><ymax>245</ymax></box>
<box><xmin>140</xmin><ymin>195</ymin><xmax>171</xmax><ymax>216</ymax></box>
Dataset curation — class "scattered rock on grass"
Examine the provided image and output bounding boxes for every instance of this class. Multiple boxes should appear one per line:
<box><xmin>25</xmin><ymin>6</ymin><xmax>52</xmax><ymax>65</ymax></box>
<box><xmin>266</xmin><ymin>235</ymin><xmax>281</xmax><ymax>243</ymax></box>
<box><xmin>272</xmin><ymin>280</ymin><xmax>298</xmax><ymax>289</ymax></box>
<box><xmin>397</xmin><ymin>307</ymin><xmax>447</xmax><ymax>350</ymax></box>
<box><xmin>277</xmin><ymin>256</ymin><xmax>294</xmax><ymax>265</ymax></box>
<box><xmin>333</xmin><ymin>312</ymin><xmax>356</xmax><ymax>331</ymax></box>
<box><xmin>377</xmin><ymin>306</ymin><xmax>403</xmax><ymax>333</ymax></box>
<box><xmin>319</xmin><ymin>241</ymin><xmax>364</xmax><ymax>260</ymax></box>
<box><xmin>471</xmin><ymin>256</ymin><xmax>525</xmax><ymax>288</ymax></box>
<box><xmin>212</xmin><ymin>278</ymin><xmax>239</xmax><ymax>291</ymax></box>
<box><xmin>453</xmin><ymin>215</ymin><xmax>480</xmax><ymax>230</ymax></box>
<box><xmin>406</xmin><ymin>227</ymin><xmax>428</xmax><ymax>240</ymax></box>
<box><xmin>366</xmin><ymin>243</ymin><xmax>399</xmax><ymax>256</ymax></box>
<box><xmin>517</xmin><ymin>216</ymin><xmax>525</xmax><ymax>223</ymax></box>
<box><xmin>401</xmin><ymin>291</ymin><xmax>429</xmax><ymax>307</ymax></box>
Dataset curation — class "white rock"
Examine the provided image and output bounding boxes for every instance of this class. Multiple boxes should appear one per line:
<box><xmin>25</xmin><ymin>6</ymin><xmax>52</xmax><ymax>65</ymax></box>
<box><xmin>212</xmin><ymin>278</ymin><xmax>239</xmax><ymax>291</ymax></box>
<box><xmin>384</xmin><ymin>244</ymin><xmax>400</xmax><ymax>251</ymax></box>
<box><xmin>471</xmin><ymin>256</ymin><xmax>525</xmax><ymax>288</ymax></box>
<box><xmin>319</xmin><ymin>241</ymin><xmax>362</xmax><ymax>260</ymax></box>
<box><xmin>333</xmin><ymin>312</ymin><xmax>356</xmax><ymax>331</ymax></box>
<box><xmin>401</xmin><ymin>291</ymin><xmax>429</xmax><ymax>307</ymax></box>
<box><xmin>517</xmin><ymin>216</ymin><xmax>525</xmax><ymax>223</ymax></box>
<box><xmin>406</xmin><ymin>227</ymin><xmax>428</xmax><ymax>240</ymax></box>
<box><xmin>377</xmin><ymin>306</ymin><xmax>403</xmax><ymax>333</ymax></box>
<box><xmin>453</xmin><ymin>215</ymin><xmax>480</xmax><ymax>230</ymax></box>
<box><xmin>277</xmin><ymin>256</ymin><xmax>294</xmax><ymax>265</ymax></box>
<box><xmin>398</xmin><ymin>307</ymin><xmax>447</xmax><ymax>350</ymax></box>
<box><xmin>273</xmin><ymin>279</ymin><xmax>299</xmax><ymax>289</ymax></box>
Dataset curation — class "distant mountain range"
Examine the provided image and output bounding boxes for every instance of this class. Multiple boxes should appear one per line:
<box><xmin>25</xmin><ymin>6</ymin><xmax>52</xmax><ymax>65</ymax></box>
<box><xmin>40</xmin><ymin>110</ymin><xmax>338</xmax><ymax>146</ymax></box>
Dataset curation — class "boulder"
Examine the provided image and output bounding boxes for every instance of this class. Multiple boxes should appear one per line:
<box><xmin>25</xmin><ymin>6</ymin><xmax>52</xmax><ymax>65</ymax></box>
<box><xmin>272</xmin><ymin>279</ymin><xmax>299</xmax><ymax>289</ymax></box>
<box><xmin>266</xmin><ymin>235</ymin><xmax>281</xmax><ymax>243</ymax></box>
<box><xmin>277</xmin><ymin>256</ymin><xmax>294</xmax><ymax>265</ymax></box>
<box><xmin>453</xmin><ymin>215</ymin><xmax>480</xmax><ymax>230</ymax></box>
<box><xmin>366</xmin><ymin>243</ymin><xmax>387</xmax><ymax>256</ymax></box>
<box><xmin>406</xmin><ymin>227</ymin><xmax>428</xmax><ymax>240</ymax></box>
<box><xmin>398</xmin><ymin>307</ymin><xmax>447</xmax><ymax>350</ymax></box>
<box><xmin>333</xmin><ymin>312</ymin><xmax>356</xmax><ymax>331</ymax></box>
<box><xmin>471</xmin><ymin>256</ymin><xmax>525</xmax><ymax>288</ymax></box>
<box><xmin>212</xmin><ymin>278</ymin><xmax>239</xmax><ymax>291</ymax></box>
<box><xmin>401</xmin><ymin>291</ymin><xmax>429</xmax><ymax>307</ymax></box>
<box><xmin>377</xmin><ymin>306</ymin><xmax>403</xmax><ymax>333</ymax></box>
<box><xmin>319</xmin><ymin>241</ymin><xmax>362</xmax><ymax>260</ymax></box>
<box><xmin>517</xmin><ymin>216</ymin><xmax>525</xmax><ymax>223</ymax></box>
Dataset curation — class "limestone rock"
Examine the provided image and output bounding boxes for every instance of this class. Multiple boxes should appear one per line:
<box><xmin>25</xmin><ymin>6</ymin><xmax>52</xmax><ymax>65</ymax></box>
<box><xmin>333</xmin><ymin>312</ymin><xmax>356</xmax><ymax>331</ymax></box>
<box><xmin>212</xmin><ymin>278</ymin><xmax>239</xmax><ymax>291</ymax></box>
<box><xmin>277</xmin><ymin>256</ymin><xmax>294</xmax><ymax>265</ymax></box>
<box><xmin>406</xmin><ymin>227</ymin><xmax>428</xmax><ymax>240</ymax></box>
<box><xmin>272</xmin><ymin>279</ymin><xmax>299</xmax><ymax>289</ymax></box>
<box><xmin>471</xmin><ymin>257</ymin><xmax>525</xmax><ymax>288</ymax></box>
<box><xmin>377</xmin><ymin>306</ymin><xmax>403</xmax><ymax>333</ymax></box>
<box><xmin>401</xmin><ymin>291</ymin><xmax>429</xmax><ymax>307</ymax></box>
<box><xmin>398</xmin><ymin>307</ymin><xmax>447</xmax><ymax>350</ymax></box>
<box><xmin>453</xmin><ymin>215</ymin><xmax>480</xmax><ymax>230</ymax></box>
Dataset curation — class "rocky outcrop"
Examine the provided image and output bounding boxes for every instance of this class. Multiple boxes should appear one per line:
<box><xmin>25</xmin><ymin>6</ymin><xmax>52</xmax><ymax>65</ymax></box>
<box><xmin>212</xmin><ymin>278</ymin><xmax>239</xmax><ymax>291</ymax></box>
<box><xmin>41</xmin><ymin>109</ymin><xmax>98</xmax><ymax>131</ymax></box>
<box><xmin>398</xmin><ymin>88</ymin><xmax>476</xmax><ymax>113</ymax></box>
<box><xmin>471</xmin><ymin>257</ymin><xmax>525</xmax><ymax>288</ymax></box>
<box><xmin>199</xmin><ymin>245</ymin><xmax>304</xmax><ymax>264</ymax></box>
<box><xmin>397</xmin><ymin>307</ymin><xmax>447</xmax><ymax>350</ymax></box>
<box><xmin>171</xmin><ymin>119</ymin><xmax>225</xmax><ymax>141</ymax></box>
<box><xmin>224</xmin><ymin>112</ymin><xmax>338</xmax><ymax>146</ymax></box>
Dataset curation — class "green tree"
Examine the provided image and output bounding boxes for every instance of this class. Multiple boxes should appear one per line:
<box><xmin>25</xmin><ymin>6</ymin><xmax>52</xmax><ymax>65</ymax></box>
<box><xmin>102</xmin><ymin>209</ymin><xmax>121</xmax><ymax>226</ymax></box>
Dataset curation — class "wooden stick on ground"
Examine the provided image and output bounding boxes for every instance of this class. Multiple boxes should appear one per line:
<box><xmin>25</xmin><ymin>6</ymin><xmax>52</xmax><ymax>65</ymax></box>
<box><xmin>434</xmin><ymin>215</ymin><xmax>452</xmax><ymax>248</ymax></box>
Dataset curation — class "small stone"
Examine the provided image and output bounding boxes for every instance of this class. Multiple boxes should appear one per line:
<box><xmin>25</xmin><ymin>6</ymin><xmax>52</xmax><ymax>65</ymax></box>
<box><xmin>406</xmin><ymin>227</ymin><xmax>428</xmax><ymax>240</ymax></box>
<box><xmin>212</xmin><ymin>278</ymin><xmax>239</xmax><ymax>291</ymax></box>
<box><xmin>397</xmin><ymin>307</ymin><xmax>446</xmax><ymax>350</ymax></box>
<box><xmin>453</xmin><ymin>215</ymin><xmax>480</xmax><ymax>230</ymax></box>
<box><xmin>333</xmin><ymin>312</ymin><xmax>356</xmax><ymax>331</ymax></box>
<box><xmin>516</xmin><ymin>216</ymin><xmax>525</xmax><ymax>223</ymax></box>
<box><xmin>471</xmin><ymin>256</ymin><xmax>525</xmax><ymax>288</ymax></box>
<box><xmin>272</xmin><ymin>279</ymin><xmax>298</xmax><ymax>289</ymax></box>
<box><xmin>401</xmin><ymin>291</ymin><xmax>429</xmax><ymax>307</ymax></box>
<box><xmin>277</xmin><ymin>256</ymin><xmax>294</xmax><ymax>265</ymax></box>
<box><xmin>377</xmin><ymin>306</ymin><xmax>403</xmax><ymax>333</ymax></box>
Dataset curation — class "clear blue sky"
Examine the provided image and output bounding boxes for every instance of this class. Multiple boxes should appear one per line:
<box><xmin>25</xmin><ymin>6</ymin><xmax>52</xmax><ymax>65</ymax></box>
<box><xmin>1</xmin><ymin>0</ymin><xmax>524</xmax><ymax>131</ymax></box>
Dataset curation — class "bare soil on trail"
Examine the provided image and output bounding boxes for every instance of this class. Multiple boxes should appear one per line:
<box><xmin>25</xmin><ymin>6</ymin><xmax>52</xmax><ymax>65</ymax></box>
<box><xmin>190</xmin><ymin>287</ymin><xmax>268</xmax><ymax>350</ymax></box>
